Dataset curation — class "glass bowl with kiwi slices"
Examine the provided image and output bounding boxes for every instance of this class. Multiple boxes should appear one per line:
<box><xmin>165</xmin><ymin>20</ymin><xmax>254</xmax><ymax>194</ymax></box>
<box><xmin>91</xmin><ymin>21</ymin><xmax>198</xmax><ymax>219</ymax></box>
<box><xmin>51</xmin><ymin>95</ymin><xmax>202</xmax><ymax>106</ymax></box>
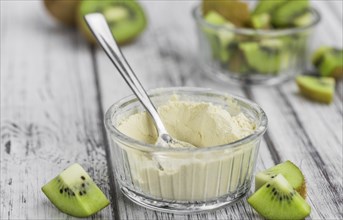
<box><xmin>193</xmin><ymin>0</ymin><xmax>321</xmax><ymax>85</ymax></box>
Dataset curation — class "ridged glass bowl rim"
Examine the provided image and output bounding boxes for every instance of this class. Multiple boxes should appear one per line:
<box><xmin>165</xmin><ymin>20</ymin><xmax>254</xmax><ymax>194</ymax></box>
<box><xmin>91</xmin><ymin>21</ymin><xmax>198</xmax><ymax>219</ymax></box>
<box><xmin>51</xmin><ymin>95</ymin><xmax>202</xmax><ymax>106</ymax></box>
<box><xmin>192</xmin><ymin>4</ymin><xmax>321</xmax><ymax>36</ymax></box>
<box><xmin>104</xmin><ymin>87</ymin><xmax>268</xmax><ymax>153</ymax></box>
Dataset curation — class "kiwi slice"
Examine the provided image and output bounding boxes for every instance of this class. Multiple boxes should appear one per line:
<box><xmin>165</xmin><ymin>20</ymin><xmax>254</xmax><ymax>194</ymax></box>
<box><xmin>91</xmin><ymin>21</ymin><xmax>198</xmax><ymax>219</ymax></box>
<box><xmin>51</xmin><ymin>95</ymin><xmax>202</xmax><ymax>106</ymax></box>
<box><xmin>271</xmin><ymin>0</ymin><xmax>310</xmax><ymax>28</ymax></box>
<box><xmin>312</xmin><ymin>47</ymin><xmax>343</xmax><ymax>78</ymax></box>
<box><xmin>250</xmin><ymin>13</ymin><xmax>271</xmax><ymax>29</ymax></box>
<box><xmin>292</xmin><ymin>12</ymin><xmax>313</xmax><ymax>27</ymax></box>
<box><xmin>202</xmin><ymin>0</ymin><xmax>250</xmax><ymax>27</ymax></box>
<box><xmin>44</xmin><ymin>0</ymin><xmax>80</xmax><ymax>26</ymax></box>
<box><xmin>248</xmin><ymin>174</ymin><xmax>311</xmax><ymax>220</ymax></box>
<box><xmin>203</xmin><ymin>11</ymin><xmax>235</xmax><ymax>63</ymax></box>
<box><xmin>78</xmin><ymin>0</ymin><xmax>147</xmax><ymax>45</ymax></box>
<box><xmin>204</xmin><ymin>10</ymin><xmax>228</xmax><ymax>25</ymax></box>
<box><xmin>42</xmin><ymin>164</ymin><xmax>110</xmax><ymax>217</ymax></box>
<box><xmin>252</xmin><ymin>0</ymin><xmax>287</xmax><ymax>15</ymax></box>
<box><xmin>319</xmin><ymin>52</ymin><xmax>343</xmax><ymax>78</ymax></box>
<box><xmin>255</xmin><ymin>161</ymin><xmax>306</xmax><ymax>198</ymax></box>
<box><xmin>296</xmin><ymin>76</ymin><xmax>335</xmax><ymax>104</ymax></box>
<box><xmin>239</xmin><ymin>39</ymin><xmax>287</xmax><ymax>74</ymax></box>
<box><xmin>312</xmin><ymin>46</ymin><xmax>332</xmax><ymax>67</ymax></box>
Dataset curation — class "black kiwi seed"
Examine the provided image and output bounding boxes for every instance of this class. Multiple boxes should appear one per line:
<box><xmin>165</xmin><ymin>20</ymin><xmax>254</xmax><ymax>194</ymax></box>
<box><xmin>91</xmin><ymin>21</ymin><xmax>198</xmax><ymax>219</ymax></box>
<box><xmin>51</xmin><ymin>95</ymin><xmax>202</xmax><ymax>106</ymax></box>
<box><xmin>64</xmin><ymin>188</ymin><xmax>68</xmax><ymax>192</ymax></box>
<box><xmin>274</xmin><ymin>191</ymin><xmax>277</xmax><ymax>196</ymax></box>
<box><xmin>59</xmin><ymin>189</ymin><xmax>63</xmax><ymax>194</ymax></box>
<box><xmin>81</xmin><ymin>183</ymin><xmax>85</xmax><ymax>187</ymax></box>
<box><xmin>266</xmin><ymin>184</ymin><xmax>270</xmax><ymax>188</ymax></box>
<box><xmin>272</xmin><ymin>188</ymin><xmax>275</xmax><ymax>192</ymax></box>
<box><xmin>81</xmin><ymin>176</ymin><xmax>86</xmax><ymax>180</ymax></box>
<box><xmin>79</xmin><ymin>191</ymin><xmax>83</xmax><ymax>196</ymax></box>
<box><xmin>83</xmin><ymin>190</ymin><xmax>87</xmax><ymax>194</ymax></box>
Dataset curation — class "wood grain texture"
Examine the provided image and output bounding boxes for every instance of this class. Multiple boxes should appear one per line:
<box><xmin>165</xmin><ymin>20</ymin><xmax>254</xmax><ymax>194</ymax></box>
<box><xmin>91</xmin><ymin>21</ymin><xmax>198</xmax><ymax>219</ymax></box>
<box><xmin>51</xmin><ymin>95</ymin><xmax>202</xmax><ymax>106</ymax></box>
<box><xmin>1</xmin><ymin>0</ymin><xmax>342</xmax><ymax>220</ymax></box>
<box><xmin>0</xmin><ymin>1</ymin><xmax>113</xmax><ymax>219</ymax></box>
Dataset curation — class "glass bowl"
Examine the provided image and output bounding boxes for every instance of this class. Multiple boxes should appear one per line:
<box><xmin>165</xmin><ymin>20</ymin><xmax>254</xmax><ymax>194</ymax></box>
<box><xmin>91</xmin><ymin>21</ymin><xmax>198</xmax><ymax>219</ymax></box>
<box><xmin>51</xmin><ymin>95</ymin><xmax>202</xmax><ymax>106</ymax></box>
<box><xmin>192</xmin><ymin>5</ymin><xmax>321</xmax><ymax>86</ymax></box>
<box><xmin>104</xmin><ymin>87</ymin><xmax>268</xmax><ymax>213</ymax></box>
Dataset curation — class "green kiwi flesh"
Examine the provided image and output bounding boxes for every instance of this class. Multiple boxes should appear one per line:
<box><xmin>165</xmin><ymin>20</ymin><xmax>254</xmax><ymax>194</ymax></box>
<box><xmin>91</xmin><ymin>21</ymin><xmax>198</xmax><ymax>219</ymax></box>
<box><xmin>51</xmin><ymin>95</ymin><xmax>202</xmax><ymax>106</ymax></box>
<box><xmin>248</xmin><ymin>174</ymin><xmax>311</xmax><ymax>220</ymax></box>
<box><xmin>204</xmin><ymin>10</ymin><xmax>227</xmax><ymax>25</ymax></box>
<box><xmin>42</xmin><ymin>164</ymin><xmax>110</xmax><ymax>217</ymax></box>
<box><xmin>312</xmin><ymin>46</ymin><xmax>332</xmax><ymax>67</ymax></box>
<box><xmin>292</xmin><ymin>12</ymin><xmax>313</xmax><ymax>27</ymax></box>
<box><xmin>78</xmin><ymin>0</ymin><xmax>147</xmax><ymax>45</ymax></box>
<box><xmin>255</xmin><ymin>161</ymin><xmax>306</xmax><ymax>198</ymax></box>
<box><xmin>250</xmin><ymin>13</ymin><xmax>271</xmax><ymax>29</ymax></box>
<box><xmin>239</xmin><ymin>39</ymin><xmax>287</xmax><ymax>74</ymax></box>
<box><xmin>203</xmin><ymin>11</ymin><xmax>235</xmax><ymax>62</ymax></box>
<box><xmin>253</xmin><ymin>0</ymin><xmax>287</xmax><ymax>15</ymax></box>
<box><xmin>296</xmin><ymin>76</ymin><xmax>335</xmax><ymax>104</ymax></box>
<box><xmin>271</xmin><ymin>0</ymin><xmax>310</xmax><ymax>28</ymax></box>
<box><xmin>312</xmin><ymin>47</ymin><xmax>343</xmax><ymax>78</ymax></box>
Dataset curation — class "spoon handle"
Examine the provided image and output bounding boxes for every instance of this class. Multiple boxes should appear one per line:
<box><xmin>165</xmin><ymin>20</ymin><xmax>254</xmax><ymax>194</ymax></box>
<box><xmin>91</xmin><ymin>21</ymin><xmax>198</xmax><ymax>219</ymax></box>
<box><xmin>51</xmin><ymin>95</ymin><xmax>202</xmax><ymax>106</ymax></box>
<box><xmin>84</xmin><ymin>13</ymin><xmax>168</xmax><ymax>136</ymax></box>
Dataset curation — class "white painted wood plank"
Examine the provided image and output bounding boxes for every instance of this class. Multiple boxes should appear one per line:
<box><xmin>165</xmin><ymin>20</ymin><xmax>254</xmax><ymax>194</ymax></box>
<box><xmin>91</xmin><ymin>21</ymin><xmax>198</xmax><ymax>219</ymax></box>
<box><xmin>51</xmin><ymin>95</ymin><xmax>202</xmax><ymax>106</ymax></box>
<box><xmin>311</xmin><ymin>1</ymin><xmax>343</xmax><ymax>48</ymax></box>
<box><xmin>0</xmin><ymin>1</ymin><xmax>113</xmax><ymax>219</ymax></box>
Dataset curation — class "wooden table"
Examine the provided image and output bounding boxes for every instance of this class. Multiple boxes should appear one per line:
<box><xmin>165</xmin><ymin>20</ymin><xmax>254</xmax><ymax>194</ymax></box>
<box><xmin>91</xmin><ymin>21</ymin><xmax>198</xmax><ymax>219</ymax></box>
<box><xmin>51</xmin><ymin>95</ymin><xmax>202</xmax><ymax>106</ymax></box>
<box><xmin>1</xmin><ymin>1</ymin><xmax>342</xmax><ymax>219</ymax></box>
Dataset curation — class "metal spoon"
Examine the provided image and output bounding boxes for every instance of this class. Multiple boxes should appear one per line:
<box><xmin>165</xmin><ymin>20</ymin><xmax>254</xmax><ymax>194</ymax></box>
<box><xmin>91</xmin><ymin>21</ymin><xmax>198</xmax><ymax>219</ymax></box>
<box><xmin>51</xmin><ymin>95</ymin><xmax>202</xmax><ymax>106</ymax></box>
<box><xmin>84</xmin><ymin>13</ymin><xmax>195</xmax><ymax>149</ymax></box>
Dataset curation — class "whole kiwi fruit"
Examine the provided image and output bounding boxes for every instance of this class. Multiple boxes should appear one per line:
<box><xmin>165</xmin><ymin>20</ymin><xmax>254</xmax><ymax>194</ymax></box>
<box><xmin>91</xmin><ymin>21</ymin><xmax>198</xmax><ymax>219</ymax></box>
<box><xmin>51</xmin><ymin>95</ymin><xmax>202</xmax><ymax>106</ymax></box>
<box><xmin>44</xmin><ymin>0</ymin><xmax>80</xmax><ymax>26</ymax></box>
<box><xmin>77</xmin><ymin>0</ymin><xmax>147</xmax><ymax>45</ymax></box>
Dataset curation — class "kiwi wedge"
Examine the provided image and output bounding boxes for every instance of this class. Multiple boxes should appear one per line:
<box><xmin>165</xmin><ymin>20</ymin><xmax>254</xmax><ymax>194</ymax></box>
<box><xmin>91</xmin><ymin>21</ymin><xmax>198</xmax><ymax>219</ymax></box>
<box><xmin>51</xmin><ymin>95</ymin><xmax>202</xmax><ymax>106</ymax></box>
<box><xmin>312</xmin><ymin>46</ymin><xmax>332</xmax><ymax>67</ymax></box>
<box><xmin>252</xmin><ymin>0</ymin><xmax>286</xmax><ymax>15</ymax></box>
<box><xmin>248</xmin><ymin>174</ymin><xmax>311</xmax><ymax>220</ymax></box>
<box><xmin>44</xmin><ymin>0</ymin><xmax>80</xmax><ymax>26</ymax></box>
<box><xmin>255</xmin><ymin>161</ymin><xmax>306</xmax><ymax>198</ymax></box>
<box><xmin>250</xmin><ymin>13</ymin><xmax>271</xmax><ymax>29</ymax></box>
<box><xmin>312</xmin><ymin>47</ymin><xmax>343</xmax><ymax>78</ymax></box>
<box><xmin>42</xmin><ymin>164</ymin><xmax>110</xmax><ymax>217</ymax></box>
<box><xmin>78</xmin><ymin>0</ymin><xmax>147</xmax><ymax>45</ymax></box>
<box><xmin>239</xmin><ymin>39</ymin><xmax>287</xmax><ymax>74</ymax></box>
<box><xmin>202</xmin><ymin>0</ymin><xmax>250</xmax><ymax>27</ymax></box>
<box><xmin>292</xmin><ymin>12</ymin><xmax>313</xmax><ymax>27</ymax></box>
<box><xmin>203</xmin><ymin>11</ymin><xmax>235</xmax><ymax>63</ymax></box>
<box><xmin>271</xmin><ymin>0</ymin><xmax>310</xmax><ymax>28</ymax></box>
<box><xmin>296</xmin><ymin>76</ymin><xmax>335</xmax><ymax>104</ymax></box>
<box><xmin>204</xmin><ymin>10</ymin><xmax>228</xmax><ymax>25</ymax></box>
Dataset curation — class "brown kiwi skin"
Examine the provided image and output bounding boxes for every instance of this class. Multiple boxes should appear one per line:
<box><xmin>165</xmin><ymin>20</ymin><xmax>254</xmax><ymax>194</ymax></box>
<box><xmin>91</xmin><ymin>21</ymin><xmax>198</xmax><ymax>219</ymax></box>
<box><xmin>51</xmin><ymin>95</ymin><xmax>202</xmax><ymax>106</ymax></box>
<box><xmin>44</xmin><ymin>0</ymin><xmax>80</xmax><ymax>26</ymax></box>
<box><xmin>297</xmin><ymin>180</ymin><xmax>307</xmax><ymax>199</ymax></box>
<box><xmin>332</xmin><ymin>67</ymin><xmax>343</xmax><ymax>79</ymax></box>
